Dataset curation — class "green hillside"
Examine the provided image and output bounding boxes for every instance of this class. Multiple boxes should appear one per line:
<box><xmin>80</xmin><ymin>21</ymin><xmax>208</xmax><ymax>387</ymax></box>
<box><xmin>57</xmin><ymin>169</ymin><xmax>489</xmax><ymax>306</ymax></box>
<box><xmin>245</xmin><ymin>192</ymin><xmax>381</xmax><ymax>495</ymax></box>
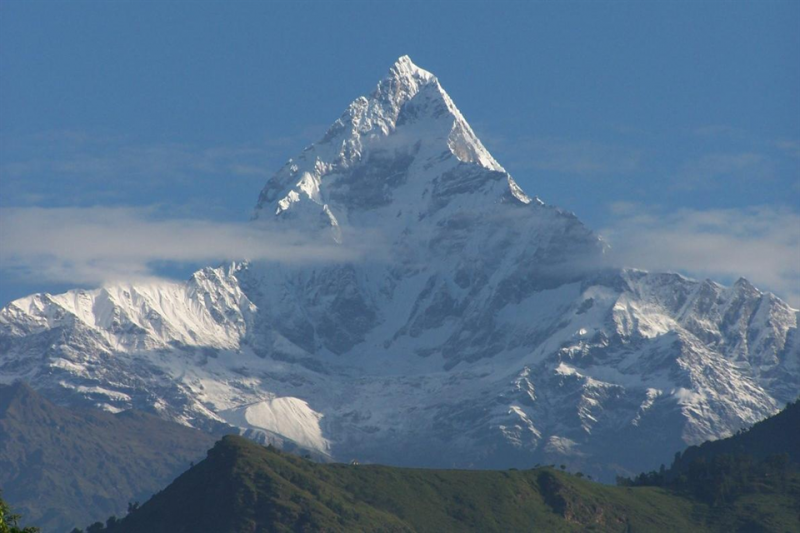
<box><xmin>95</xmin><ymin>434</ymin><xmax>798</xmax><ymax>533</ymax></box>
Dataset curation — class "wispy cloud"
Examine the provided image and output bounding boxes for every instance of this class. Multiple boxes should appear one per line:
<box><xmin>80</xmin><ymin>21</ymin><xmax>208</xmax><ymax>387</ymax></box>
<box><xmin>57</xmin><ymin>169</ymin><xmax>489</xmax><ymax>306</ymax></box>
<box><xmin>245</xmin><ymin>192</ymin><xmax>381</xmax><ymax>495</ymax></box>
<box><xmin>775</xmin><ymin>139</ymin><xmax>800</xmax><ymax>160</ymax></box>
<box><xmin>0</xmin><ymin>206</ymin><xmax>375</xmax><ymax>286</ymax></box>
<box><xmin>602</xmin><ymin>204</ymin><xmax>800</xmax><ymax>307</ymax></box>
<box><xmin>0</xmin><ymin>129</ymin><xmax>324</xmax><ymax>210</ymax></box>
<box><xmin>2</xmin><ymin>132</ymin><xmax>262</xmax><ymax>180</ymax></box>
<box><xmin>672</xmin><ymin>152</ymin><xmax>774</xmax><ymax>190</ymax></box>
<box><xmin>478</xmin><ymin>134</ymin><xmax>642</xmax><ymax>176</ymax></box>
<box><xmin>692</xmin><ymin>124</ymin><xmax>748</xmax><ymax>140</ymax></box>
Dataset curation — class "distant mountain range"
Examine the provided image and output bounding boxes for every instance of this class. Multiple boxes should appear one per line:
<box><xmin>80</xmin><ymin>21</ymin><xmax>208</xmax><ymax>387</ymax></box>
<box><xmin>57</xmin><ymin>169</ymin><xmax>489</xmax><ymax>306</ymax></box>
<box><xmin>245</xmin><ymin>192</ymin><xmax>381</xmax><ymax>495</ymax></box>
<box><xmin>1</xmin><ymin>56</ymin><xmax>797</xmax><ymax>485</ymax></box>
<box><xmin>0</xmin><ymin>382</ymin><xmax>217</xmax><ymax>532</ymax></box>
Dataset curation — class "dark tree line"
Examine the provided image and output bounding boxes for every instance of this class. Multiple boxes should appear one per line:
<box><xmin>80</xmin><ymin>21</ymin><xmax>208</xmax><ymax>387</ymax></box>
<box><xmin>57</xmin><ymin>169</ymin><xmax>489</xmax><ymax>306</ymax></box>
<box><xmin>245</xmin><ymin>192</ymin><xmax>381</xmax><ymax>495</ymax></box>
<box><xmin>619</xmin><ymin>398</ymin><xmax>799</xmax><ymax>507</ymax></box>
<box><xmin>617</xmin><ymin>452</ymin><xmax>793</xmax><ymax>506</ymax></box>
<box><xmin>67</xmin><ymin>502</ymin><xmax>138</xmax><ymax>533</ymax></box>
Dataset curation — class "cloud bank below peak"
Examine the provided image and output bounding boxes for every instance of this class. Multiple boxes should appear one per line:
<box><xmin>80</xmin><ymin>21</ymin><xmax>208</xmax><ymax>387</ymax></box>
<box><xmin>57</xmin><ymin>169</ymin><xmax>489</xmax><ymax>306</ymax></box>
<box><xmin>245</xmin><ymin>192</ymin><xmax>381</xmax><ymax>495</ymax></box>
<box><xmin>0</xmin><ymin>202</ymin><xmax>797</xmax><ymax>310</ymax></box>
<box><xmin>0</xmin><ymin>206</ymin><xmax>375</xmax><ymax>289</ymax></box>
<box><xmin>602</xmin><ymin>203</ymin><xmax>800</xmax><ymax>307</ymax></box>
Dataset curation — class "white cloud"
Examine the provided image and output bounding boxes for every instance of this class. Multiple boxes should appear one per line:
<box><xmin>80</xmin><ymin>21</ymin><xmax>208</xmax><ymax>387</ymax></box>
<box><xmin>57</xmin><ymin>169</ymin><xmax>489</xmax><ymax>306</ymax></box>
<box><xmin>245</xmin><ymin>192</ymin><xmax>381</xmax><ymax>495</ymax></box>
<box><xmin>673</xmin><ymin>152</ymin><xmax>774</xmax><ymax>190</ymax></box>
<box><xmin>0</xmin><ymin>206</ymin><xmax>375</xmax><ymax>286</ymax></box>
<box><xmin>602</xmin><ymin>204</ymin><xmax>800</xmax><ymax>307</ymax></box>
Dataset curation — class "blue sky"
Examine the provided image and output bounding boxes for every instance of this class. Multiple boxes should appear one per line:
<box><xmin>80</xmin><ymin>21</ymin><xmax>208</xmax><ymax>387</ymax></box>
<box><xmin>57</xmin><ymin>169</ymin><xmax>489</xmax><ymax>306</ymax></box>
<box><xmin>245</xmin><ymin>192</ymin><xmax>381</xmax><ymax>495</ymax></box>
<box><xmin>1</xmin><ymin>1</ymin><xmax>798</xmax><ymax>305</ymax></box>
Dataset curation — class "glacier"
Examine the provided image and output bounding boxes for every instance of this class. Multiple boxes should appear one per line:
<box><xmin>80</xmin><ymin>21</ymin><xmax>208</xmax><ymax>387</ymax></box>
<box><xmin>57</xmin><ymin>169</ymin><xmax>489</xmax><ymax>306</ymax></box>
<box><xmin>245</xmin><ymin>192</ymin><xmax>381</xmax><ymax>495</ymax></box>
<box><xmin>1</xmin><ymin>56</ymin><xmax>797</xmax><ymax>479</ymax></box>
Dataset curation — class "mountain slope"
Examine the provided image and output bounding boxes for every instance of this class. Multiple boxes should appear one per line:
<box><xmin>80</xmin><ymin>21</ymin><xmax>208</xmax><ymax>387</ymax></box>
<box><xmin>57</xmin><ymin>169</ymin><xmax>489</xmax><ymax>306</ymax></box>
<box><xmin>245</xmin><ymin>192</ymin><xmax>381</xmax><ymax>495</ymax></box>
<box><xmin>0</xmin><ymin>382</ymin><xmax>217</xmax><ymax>532</ymax></box>
<box><xmin>0</xmin><ymin>56</ymin><xmax>797</xmax><ymax>481</ymax></box>
<box><xmin>101</xmin><ymin>435</ymin><xmax>800</xmax><ymax>533</ymax></box>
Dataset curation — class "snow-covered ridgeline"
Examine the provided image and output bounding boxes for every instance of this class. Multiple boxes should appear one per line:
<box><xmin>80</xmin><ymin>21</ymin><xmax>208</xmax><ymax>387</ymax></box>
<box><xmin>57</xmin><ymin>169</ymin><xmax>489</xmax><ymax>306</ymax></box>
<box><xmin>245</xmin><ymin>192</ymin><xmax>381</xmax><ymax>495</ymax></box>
<box><xmin>1</xmin><ymin>56</ymin><xmax>797</xmax><ymax>478</ymax></box>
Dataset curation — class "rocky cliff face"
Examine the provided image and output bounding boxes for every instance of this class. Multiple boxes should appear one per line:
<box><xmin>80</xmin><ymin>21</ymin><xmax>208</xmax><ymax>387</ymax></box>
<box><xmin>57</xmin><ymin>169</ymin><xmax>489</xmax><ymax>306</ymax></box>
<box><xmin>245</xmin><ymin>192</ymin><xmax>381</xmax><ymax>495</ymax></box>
<box><xmin>1</xmin><ymin>56</ymin><xmax>797</xmax><ymax>479</ymax></box>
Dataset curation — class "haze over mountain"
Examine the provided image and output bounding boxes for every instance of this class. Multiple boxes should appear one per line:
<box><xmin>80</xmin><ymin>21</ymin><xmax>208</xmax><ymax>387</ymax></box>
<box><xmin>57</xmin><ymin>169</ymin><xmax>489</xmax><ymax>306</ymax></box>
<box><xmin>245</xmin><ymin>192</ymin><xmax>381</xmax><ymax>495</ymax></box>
<box><xmin>0</xmin><ymin>57</ymin><xmax>797</xmax><ymax>481</ymax></box>
<box><xmin>0</xmin><ymin>382</ymin><xmax>216</xmax><ymax>532</ymax></box>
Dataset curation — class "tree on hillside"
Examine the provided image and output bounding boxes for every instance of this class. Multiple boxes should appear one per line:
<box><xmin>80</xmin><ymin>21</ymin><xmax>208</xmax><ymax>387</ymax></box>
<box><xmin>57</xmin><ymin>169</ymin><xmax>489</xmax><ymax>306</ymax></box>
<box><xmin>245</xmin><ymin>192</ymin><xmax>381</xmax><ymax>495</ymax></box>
<box><xmin>0</xmin><ymin>492</ymin><xmax>40</xmax><ymax>533</ymax></box>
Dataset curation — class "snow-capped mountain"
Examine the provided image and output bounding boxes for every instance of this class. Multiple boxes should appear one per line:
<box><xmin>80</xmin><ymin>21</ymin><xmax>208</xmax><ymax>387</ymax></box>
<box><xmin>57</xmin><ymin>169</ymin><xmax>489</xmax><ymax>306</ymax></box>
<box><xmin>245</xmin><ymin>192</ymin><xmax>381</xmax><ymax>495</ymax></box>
<box><xmin>1</xmin><ymin>56</ymin><xmax>797</xmax><ymax>479</ymax></box>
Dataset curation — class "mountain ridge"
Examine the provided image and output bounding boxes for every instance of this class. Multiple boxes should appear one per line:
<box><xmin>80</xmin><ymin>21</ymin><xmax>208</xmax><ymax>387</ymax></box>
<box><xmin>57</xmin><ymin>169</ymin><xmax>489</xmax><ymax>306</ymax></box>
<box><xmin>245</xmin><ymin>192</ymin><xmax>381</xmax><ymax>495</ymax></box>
<box><xmin>0</xmin><ymin>56</ymin><xmax>797</xmax><ymax>482</ymax></box>
<box><xmin>0</xmin><ymin>381</ymin><xmax>218</xmax><ymax>532</ymax></box>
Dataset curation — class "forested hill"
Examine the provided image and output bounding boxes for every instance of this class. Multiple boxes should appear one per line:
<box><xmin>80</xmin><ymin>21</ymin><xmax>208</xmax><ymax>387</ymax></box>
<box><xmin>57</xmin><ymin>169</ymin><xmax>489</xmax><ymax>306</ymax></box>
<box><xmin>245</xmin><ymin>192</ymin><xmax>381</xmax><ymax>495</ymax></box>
<box><xmin>671</xmin><ymin>399</ymin><xmax>799</xmax><ymax>474</ymax></box>
<box><xmin>88</xmin><ymin>433</ymin><xmax>799</xmax><ymax>533</ymax></box>
<box><xmin>623</xmin><ymin>399</ymin><xmax>799</xmax><ymax>487</ymax></box>
<box><xmin>617</xmin><ymin>399</ymin><xmax>800</xmax><ymax>527</ymax></box>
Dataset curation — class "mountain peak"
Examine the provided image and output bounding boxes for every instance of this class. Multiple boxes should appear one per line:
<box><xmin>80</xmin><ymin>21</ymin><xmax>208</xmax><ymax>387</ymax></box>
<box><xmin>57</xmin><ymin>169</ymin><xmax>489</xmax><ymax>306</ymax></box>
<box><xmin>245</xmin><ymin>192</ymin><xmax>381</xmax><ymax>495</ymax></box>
<box><xmin>373</xmin><ymin>55</ymin><xmax>439</xmax><ymax>119</ymax></box>
<box><xmin>372</xmin><ymin>56</ymin><xmax>507</xmax><ymax>178</ymax></box>
<box><xmin>384</xmin><ymin>55</ymin><xmax>435</xmax><ymax>92</ymax></box>
<box><xmin>369</xmin><ymin>55</ymin><xmax>439</xmax><ymax>131</ymax></box>
<box><xmin>253</xmin><ymin>56</ymin><xmax>512</xmax><ymax>221</ymax></box>
<box><xmin>389</xmin><ymin>55</ymin><xmax>432</xmax><ymax>80</ymax></box>
<box><xmin>393</xmin><ymin>54</ymin><xmax>415</xmax><ymax>67</ymax></box>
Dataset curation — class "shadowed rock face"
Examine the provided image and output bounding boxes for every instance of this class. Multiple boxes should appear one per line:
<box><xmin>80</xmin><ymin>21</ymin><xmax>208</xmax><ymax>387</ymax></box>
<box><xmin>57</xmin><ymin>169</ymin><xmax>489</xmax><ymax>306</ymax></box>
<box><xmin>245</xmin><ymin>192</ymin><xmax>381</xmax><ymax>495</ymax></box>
<box><xmin>327</xmin><ymin>147</ymin><xmax>418</xmax><ymax>210</ymax></box>
<box><xmin>1</xmin><ymin>56</ymin><xmax>798</xmax><ymax>482</ymax></box>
